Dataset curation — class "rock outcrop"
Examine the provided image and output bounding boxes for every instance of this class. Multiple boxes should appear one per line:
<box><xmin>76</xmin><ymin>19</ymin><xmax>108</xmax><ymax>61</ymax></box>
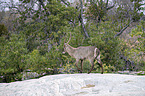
<box><xmin>0</xmin><ymin>74</ymin><xmax>145</xmax><ymax>96</ymax></box>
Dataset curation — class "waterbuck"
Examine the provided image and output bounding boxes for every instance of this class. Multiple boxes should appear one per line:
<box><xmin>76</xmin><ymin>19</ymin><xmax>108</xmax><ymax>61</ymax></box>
<box><xmin>63</xmin><ymin>34</ymin><xmax>103</xmax><ymax>74</ymax></box>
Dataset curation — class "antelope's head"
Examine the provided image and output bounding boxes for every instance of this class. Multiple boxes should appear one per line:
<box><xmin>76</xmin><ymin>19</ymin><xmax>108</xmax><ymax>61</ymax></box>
<box><xmin>62</xmin><ymin>43</ymin><xmax>68</xmax><ymax>54</ymax></box>
<box><xmin>62</xmin><ymin>32</ymin><xmax>71</xmax><ymax>54</ymax></box>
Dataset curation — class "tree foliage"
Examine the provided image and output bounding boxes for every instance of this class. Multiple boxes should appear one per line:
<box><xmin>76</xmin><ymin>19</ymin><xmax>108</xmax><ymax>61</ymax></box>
<box><xmin>0</xmin><ymin>0</ymin><xmax>145</xmax><ymax>82</ymax></box>
<box><xmin>0</xmin><ymin>34</ymin><xmax>27</xmax><ymax>82</ymax></box>
<box><xmin>0</xmin><ymin>24</ymin><xmax>8</xmax><ymax>37</ymax></box>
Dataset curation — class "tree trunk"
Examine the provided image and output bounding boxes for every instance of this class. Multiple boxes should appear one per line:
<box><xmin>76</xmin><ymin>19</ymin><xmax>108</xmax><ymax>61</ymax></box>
<box><xmin>79</xmin><ymin>0</ymin><xmax>89</xmax><ymax>38</ymax></box>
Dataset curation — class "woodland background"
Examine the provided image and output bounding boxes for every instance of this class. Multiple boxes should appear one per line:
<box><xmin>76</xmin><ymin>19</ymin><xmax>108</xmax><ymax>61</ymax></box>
<box><xmin>0</xmin><ymin>0</ymin><xmax>145</xmax><ymax>83</ymax></box>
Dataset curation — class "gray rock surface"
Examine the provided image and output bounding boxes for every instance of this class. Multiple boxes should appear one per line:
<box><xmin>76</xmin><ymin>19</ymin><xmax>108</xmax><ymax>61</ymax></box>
<box><xmin>0</xmin><ymin>73</ymin><xmax>145</xmax><ymax>96</ymax></box>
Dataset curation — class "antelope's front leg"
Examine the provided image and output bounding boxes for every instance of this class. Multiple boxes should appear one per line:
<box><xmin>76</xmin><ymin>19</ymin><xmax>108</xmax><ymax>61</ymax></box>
<box><xmin>75</xmin><ymin>59</ymin><xmax>82</xmax><ymax>73</ymax></box>
<box><xmin>76</xmin><ymin>59</ymin><xmax>82</xmax><ymax>73</ymax></box>
<box><xmin>80</xmin><ymin>59</ymin><xmax>83</xmax><ymax>73</ymax></box>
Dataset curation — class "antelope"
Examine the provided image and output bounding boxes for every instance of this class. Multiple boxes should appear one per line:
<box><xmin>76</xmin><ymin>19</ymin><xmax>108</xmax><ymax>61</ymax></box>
<box><xmin>63</xmin><ymin>33</ymin><xmax>103</xmax><ymax>74</ymax></box>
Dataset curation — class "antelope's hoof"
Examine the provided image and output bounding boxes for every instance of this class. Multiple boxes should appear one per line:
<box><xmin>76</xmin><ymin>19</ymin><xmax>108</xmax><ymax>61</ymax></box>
<box><xmin>78</xmin><ymin>70</ymin><xmax>83</xmax><ymax>73</ymax></box>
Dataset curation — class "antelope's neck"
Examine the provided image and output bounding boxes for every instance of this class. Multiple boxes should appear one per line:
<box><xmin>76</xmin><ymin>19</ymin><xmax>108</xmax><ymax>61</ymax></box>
<box><xmin>66</xmin><ymin>44</ymin><xmax>75</xmax><ymax>57</ymax></box>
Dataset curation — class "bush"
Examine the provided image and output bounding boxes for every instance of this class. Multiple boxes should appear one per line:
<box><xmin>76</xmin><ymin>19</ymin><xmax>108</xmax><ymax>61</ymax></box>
<box><xmin>0</xmin><ymin>34</ymin><xmax>27</xmax><ymax>82</ymax></box>
<box><xmin>0</xmin><ymin>23</ymin><xmax>8</xmax><ymax>37</ymax></box>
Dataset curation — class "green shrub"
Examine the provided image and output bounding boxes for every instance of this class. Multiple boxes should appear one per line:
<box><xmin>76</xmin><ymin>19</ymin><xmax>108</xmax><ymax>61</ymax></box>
<box><xmin>0</xmin><ymin>23</ymin><xmax>8</xmax><ymax>36</ymax></box>
<box><xmin>0</xmin><ymin>34</ymin><xmax>27</xmax><ymax>82</ymax></box>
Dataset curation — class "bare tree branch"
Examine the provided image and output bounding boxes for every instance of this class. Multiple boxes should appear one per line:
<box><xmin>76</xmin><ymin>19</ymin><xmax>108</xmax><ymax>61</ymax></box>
<box><xmin>90</xmin><ymin>1</ymin><xmax>100</xmax><ymax>23</ymax></box>
<box><xmin>38</xmin><ymin>0</ymin><xmax>50</xmax><ymax>15</ymax></box>
<box><xmin>114</xmin><ymin>20</ymin><xmax>133</xmax><ymax>38</ymax></box>
<box><xmin>61</xmin><ymin>0</ymin><xmax>70</xmax><ymax>6</ymax></box>
<box><xmin>106</xmin><ymin>0</ymin><xmax>109</xmax><ymax>8</ymax></box>
<box><xmin>106</xmin><ymin>4</ymin><xmax>115</xmax><ymax>10</ymax></box>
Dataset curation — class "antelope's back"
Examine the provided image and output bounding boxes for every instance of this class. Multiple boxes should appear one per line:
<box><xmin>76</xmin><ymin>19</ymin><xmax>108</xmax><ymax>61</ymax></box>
<box><xmin>74</xmin><ymin>46</ymin><xmax>96</xmax><ymax>59</ymax></box>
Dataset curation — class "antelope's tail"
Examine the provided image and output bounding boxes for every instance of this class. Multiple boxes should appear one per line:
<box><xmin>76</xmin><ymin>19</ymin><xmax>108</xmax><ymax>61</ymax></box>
<box><xmin>94</xmin><ymin>48</ymin><xmax>100</xmax><ymax>60</ymax></box>
<box><xmin>94</xmin><ymin>48</ymin><xmax>104</xmax><ymax>74</ymax></box>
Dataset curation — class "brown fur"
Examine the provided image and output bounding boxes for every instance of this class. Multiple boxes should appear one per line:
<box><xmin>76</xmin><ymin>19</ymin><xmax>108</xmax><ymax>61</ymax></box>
<box><xmin>63</xmin><ymin>43</ymin><xmax>103</xmax><ymax>74</ymax></box>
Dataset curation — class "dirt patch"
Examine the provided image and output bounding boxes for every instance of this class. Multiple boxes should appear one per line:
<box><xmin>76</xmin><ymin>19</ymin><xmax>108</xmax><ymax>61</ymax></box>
<box><xmin>81</xmin><ymin>84</ymin><xmax>95</xmax><ymax>89</ymax></box>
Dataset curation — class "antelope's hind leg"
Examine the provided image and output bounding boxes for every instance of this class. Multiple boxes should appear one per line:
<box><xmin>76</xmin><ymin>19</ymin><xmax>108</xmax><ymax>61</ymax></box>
<box><xmin>99</xmin><ymin>62</ymin><xmax>104</xmax><ymax>74</ymax></box>
<box><xmin>97</xmin><ymin>57</ymin><xmax>103</xmax><ymax>74</ymax></box>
